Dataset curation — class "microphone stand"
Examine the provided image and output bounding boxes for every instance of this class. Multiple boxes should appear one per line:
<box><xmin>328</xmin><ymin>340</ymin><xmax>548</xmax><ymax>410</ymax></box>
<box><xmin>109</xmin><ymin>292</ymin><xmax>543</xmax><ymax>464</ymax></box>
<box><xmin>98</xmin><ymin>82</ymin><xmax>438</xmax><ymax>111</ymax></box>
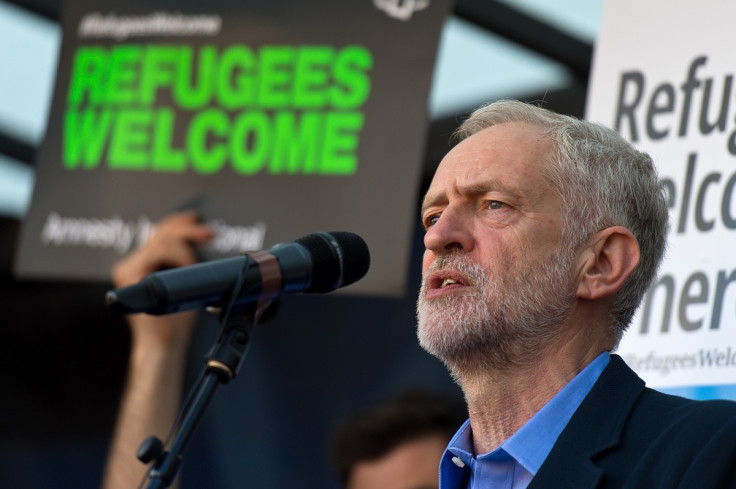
<box><xmin>141</xmin><ymin>308</ymin><xmax>255</xmax><ymax>489</ymax></box>
<box><xmin>139</xmin><ymin>250</ymin><xmax>281</xmax><ymax>489</ymax></box>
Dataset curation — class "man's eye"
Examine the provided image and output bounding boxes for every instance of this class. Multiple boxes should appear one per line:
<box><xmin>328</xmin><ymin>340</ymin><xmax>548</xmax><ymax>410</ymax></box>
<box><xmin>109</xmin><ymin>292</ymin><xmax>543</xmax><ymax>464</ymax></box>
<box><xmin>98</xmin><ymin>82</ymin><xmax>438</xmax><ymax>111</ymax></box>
<box><xmin>489</xmin><ymin>201</ymin><xmax>504</xmax><ymax>210</ymax></box>
<box><xmin>426</xmin><ymin>215</ymin><xmax>440</xmax><ymax>227</ymax></box>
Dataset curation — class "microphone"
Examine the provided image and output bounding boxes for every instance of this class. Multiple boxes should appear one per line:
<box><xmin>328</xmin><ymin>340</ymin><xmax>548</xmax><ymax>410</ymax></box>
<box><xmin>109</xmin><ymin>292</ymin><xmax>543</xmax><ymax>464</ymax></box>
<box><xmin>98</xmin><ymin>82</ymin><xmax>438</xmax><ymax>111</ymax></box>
<box><xmin>105</xmin><ymin>231</ymin><xmax>370</xmax><ymax>315</ymax></box>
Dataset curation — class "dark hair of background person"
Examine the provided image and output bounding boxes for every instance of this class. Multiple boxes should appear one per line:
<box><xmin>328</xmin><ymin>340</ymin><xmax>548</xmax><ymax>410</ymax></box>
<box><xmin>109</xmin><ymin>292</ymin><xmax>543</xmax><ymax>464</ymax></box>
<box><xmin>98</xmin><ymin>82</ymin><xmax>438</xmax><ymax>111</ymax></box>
<box><xmin>330</xmin><ymin>389</ymin><xmax>467</xmax><ymax>487</ymax></box>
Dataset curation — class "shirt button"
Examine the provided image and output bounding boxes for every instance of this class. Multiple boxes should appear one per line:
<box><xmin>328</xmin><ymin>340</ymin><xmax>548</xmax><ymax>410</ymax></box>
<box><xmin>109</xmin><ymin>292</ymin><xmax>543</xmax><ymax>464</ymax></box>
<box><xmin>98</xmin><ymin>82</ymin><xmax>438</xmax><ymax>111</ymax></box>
<box><xmin>451</xmin><ymin>456</ymin><xmax>466</xmax><ymax>468</ymax></box>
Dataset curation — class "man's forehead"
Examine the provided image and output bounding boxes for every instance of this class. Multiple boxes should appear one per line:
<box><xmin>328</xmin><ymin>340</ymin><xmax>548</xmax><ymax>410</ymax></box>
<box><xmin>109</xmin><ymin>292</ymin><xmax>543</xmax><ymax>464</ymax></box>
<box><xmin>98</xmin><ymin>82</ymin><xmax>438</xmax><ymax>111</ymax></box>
<box><xmin>422</xmin><ymin>123</ymin><xmax>551</xmax><ymax>210</ymax></box>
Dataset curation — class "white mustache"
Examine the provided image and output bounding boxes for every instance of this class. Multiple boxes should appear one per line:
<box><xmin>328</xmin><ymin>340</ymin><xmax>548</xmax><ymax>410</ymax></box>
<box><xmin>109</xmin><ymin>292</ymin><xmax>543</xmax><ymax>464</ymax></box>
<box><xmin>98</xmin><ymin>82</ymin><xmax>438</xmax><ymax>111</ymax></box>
<box><xmin>422</xmin><ymin>254</ymin><xmax>488</xmax><ymax>291</ymax></box>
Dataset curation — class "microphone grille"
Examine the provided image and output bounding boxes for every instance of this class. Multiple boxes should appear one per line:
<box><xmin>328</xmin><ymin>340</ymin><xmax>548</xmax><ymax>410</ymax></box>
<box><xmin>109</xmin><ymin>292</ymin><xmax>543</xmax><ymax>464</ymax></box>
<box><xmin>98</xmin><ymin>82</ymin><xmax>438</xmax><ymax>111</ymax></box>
<box><xmin>296</xmin><ymin>232</ymin><xmax>370</xmax><ymax>293</ymax></box>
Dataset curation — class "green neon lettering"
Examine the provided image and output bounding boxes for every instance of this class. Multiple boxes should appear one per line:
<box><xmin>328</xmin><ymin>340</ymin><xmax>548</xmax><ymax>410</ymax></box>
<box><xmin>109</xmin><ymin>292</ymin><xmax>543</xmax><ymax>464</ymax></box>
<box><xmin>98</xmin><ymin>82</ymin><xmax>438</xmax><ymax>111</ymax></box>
<box><xmin>106</xmin><ymin>45</ymin><xmax>142</xmax><ymax>105</ymax></box>
<box><xmin>332</xmin><ymin>46</ymin><xmax>373</xmax><ymax>109</ymax></box>
<box><xmin>292</xmin><ymin>47</ymin><xmax>332</xmax><ymax>108</ymax></box>
<box><xmin>270</xmin><ymin>111</ymin><xmax>322</xmax><ymax>174</ymax></box>
<box><xmin>259</xmin><ymin>46</ymin><xmax>295</xmax><ymax>108</ymax></box>
<box><xmin>151</xmin><ymin>108</ymin><xmax>186</xmax><ymax>171</ymax></box>
<box><xmin>63</xmin><ymin>108</ymin><xmax>112</xmax><ymax>168</ymax></box>
<box><xmin>231</xmin><ymin>111</ymin><xmax>271</xmax><ymax>174</ymax></box>
<box><xmin>108</xmin><ymin>109</ymin><xmax>152</xmax><ymax>169</ymax></box>
<box><xmin>140</xmin><ymin>45</ymin><xmax>182</xmax><ymax>105</ymax></box>
<box><xmin>218</xmin><ymin>46</ymin><xmax>256</xmax><ymax>109</ymax></box>
<box><xmin>67</xmin><ymin>46</ymin><xmax>109</xmax><ymax>106</ymax></box>
<box><xmin>320</xmin><ymin>111</ymin><xmax>363</xmax><ymax>174</ymax></box>
<box><xmin>174</xmin><ymin>45</ymin><xmax>217</xmax><ymax>109</ymax></box>
<box><xmin>188</xmin><ymin>109</ymin><xmax>229</xmax><ymax>174</ymax></box>
<box><xmin>62</xmin><ymin>44</ymin><xmax>371</xmax><ymax>175</ymax></box>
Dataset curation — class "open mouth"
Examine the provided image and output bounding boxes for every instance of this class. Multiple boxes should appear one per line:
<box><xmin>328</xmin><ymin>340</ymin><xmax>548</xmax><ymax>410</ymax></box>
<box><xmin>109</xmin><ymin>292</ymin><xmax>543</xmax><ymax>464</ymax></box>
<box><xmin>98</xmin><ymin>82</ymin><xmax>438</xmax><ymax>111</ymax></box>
<box><xmin>441</xmin><ymin>278</ymin><xmax>459</xmax><ymax>288</ymax></box>
<box><xmin>428</xmin><ymin>271</ymin><xmax>469</xmax><ymax>292</ymax></box>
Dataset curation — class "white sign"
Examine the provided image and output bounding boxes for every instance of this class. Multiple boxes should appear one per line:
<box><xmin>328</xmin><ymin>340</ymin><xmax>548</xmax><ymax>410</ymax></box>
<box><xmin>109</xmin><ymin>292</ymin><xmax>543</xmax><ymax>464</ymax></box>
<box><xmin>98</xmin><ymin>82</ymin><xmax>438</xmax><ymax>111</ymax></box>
<box><xmin>587</xmin><ymin>0</ymin><xmax>736</xmax><ymax>391</ymax></box>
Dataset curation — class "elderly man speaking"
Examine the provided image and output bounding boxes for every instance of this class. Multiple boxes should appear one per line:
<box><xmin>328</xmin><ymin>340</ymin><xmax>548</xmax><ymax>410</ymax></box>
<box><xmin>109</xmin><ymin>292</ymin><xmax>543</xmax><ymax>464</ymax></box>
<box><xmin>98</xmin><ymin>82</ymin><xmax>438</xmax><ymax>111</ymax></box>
<box><xmin>417</xmin><ymin>100</ymin><xmax>736</xmax><ymax>489</ymax></box>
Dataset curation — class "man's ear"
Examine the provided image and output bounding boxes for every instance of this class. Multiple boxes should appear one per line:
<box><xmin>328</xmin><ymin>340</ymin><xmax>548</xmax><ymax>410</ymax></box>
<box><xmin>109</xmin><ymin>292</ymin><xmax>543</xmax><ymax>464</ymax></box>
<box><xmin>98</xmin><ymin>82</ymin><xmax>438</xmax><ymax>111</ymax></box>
<box><xmin>576</xmin><ymin>226</ymin><xmax>640</xmax><ymax>300</ymax></box>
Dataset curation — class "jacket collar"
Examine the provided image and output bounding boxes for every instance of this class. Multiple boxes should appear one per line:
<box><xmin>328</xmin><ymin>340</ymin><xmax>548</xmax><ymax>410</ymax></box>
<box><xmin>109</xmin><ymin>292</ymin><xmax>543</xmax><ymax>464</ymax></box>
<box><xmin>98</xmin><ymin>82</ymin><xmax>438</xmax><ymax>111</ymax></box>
<box><xmin>528</xmin><ymin>354</ymin><xmax>645</xmax><ymax>489</ymax></box>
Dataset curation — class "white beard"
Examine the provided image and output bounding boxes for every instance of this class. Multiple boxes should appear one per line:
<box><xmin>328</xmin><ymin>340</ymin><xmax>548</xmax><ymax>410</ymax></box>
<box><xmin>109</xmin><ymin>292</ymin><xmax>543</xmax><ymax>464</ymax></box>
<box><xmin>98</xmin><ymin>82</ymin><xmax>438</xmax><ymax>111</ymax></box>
<box><xmin>416</xmin><ymin>249</ymin><xmax>575</xmax><ymax>374</ymax></box>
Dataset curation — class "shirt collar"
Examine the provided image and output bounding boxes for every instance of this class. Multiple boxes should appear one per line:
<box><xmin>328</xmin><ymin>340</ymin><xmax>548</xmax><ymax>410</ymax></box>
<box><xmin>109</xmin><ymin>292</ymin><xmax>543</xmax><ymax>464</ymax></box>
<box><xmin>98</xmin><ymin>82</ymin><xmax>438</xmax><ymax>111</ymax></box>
<box><xmin>503</xmin><ymin>351</ymin><xmax>610</xmax><ymax>474</ymax></box>
<box><xmin>440</xmin><ymin>352</ymin><xmax>610</xmax><ymax>485</ymax></box>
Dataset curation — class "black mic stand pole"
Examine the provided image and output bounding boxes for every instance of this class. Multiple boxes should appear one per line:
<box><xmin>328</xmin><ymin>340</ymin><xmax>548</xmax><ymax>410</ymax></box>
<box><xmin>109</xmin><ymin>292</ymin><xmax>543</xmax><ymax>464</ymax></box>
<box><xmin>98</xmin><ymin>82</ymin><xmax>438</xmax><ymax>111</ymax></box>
<box><xmin>141</xmin><ymin>307</ymin><xmax>255</xmax><ymax>489</ymax></box>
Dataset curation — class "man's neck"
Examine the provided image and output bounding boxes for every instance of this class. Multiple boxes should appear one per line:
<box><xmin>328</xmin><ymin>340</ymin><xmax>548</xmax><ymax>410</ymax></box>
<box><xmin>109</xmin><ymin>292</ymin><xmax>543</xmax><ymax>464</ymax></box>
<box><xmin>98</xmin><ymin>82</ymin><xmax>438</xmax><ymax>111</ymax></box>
<box><xmin>454</xmin><ymin>330</ymin><xmax>609</xmax><ymax>454</ymax></box>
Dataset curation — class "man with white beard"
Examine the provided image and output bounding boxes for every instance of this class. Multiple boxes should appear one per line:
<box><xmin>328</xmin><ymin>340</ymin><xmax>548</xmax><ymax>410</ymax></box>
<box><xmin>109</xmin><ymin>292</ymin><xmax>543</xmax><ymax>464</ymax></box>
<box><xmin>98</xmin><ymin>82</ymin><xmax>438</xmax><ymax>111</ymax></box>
<box><xmin>415</xmin><ymin>100</ymin><xmax>736</xmax><ymax>489</ymax></box>
<box><xmin>102</xmin><ymin>100</ymin><xmax>736</xmax><ymax>489</ymax></box>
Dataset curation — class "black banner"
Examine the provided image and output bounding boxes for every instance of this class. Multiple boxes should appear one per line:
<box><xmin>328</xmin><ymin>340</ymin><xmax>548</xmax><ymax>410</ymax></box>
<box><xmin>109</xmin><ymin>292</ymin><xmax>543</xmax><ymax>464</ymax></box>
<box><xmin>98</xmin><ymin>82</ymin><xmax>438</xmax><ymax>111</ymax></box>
<box><xmin>15</xmin><ymin>0</ymin><xmax>452</xmax><ymax>297</ymax></box>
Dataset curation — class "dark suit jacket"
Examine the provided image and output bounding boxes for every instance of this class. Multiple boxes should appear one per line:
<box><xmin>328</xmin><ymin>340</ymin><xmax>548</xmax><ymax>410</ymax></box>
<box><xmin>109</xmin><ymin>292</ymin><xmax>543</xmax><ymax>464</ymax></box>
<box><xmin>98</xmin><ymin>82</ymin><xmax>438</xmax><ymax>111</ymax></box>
<box><xmin>530</xmin><ymin>354</ymin><xmax>736</xmax><ymax>488</ymax></box>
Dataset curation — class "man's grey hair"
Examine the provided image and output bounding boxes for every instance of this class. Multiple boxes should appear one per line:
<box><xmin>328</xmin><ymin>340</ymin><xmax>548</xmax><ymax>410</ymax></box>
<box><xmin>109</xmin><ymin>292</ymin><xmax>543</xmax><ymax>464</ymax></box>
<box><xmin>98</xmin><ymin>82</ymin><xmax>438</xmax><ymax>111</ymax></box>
<box><xmin>454</xmin><ymin>100</ymin><xmax>669</xmax><ymax>345</ymax></box>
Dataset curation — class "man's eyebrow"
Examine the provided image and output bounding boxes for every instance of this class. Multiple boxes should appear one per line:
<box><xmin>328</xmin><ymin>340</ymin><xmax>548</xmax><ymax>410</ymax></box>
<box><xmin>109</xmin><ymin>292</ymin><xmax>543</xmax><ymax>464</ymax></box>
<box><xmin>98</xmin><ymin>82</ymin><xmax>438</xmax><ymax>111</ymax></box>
<box><xmin>421</xmin><ymin>182</ymin><xmax>515</xmax><ymax>215</ymax></box>
<box><xmin>420</xmin><ymin>192</ymin><xmax>446</xmax><ymax>216</ymax></box>
<box><xmin>463</xmin><ymin>183</ymin><xmax>500</xmax><ymax>196</ymax></box>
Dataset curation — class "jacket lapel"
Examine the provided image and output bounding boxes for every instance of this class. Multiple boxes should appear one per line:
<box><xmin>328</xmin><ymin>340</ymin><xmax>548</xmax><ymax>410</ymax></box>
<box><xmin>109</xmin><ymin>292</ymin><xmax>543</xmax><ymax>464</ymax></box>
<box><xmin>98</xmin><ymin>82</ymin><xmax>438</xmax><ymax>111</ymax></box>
<box><xmin>528</xmin><ymin>355</ymin><xmax>645</xmax><ymax>489</ymax></box>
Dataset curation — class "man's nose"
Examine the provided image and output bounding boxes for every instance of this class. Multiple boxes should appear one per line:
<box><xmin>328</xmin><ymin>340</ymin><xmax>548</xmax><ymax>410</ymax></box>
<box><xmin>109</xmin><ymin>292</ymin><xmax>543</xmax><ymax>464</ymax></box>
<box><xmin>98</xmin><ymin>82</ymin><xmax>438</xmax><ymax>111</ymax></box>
<box><xmin>423</xmin><ymin>206</ymin><xmax>474</xmax><ymax>254</ymax></box>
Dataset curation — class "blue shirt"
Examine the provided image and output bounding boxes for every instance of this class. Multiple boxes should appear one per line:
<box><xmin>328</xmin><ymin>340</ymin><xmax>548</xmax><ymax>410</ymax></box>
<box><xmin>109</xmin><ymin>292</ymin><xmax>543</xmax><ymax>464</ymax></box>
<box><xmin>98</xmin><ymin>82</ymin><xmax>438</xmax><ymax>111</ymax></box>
<box><xmin>439</xmin><ymin>352</ymin><xmax>611</xmax><ymax>489</ymax></box>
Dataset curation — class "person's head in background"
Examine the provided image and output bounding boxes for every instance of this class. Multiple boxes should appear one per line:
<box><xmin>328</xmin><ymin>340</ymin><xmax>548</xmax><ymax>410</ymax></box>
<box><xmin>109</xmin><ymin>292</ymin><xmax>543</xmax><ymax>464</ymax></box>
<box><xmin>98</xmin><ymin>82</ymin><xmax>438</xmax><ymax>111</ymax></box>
<box><xmin>330</xmin><ymin>389</ymin><xmax>467</xmax><ymax>489</ymax></box>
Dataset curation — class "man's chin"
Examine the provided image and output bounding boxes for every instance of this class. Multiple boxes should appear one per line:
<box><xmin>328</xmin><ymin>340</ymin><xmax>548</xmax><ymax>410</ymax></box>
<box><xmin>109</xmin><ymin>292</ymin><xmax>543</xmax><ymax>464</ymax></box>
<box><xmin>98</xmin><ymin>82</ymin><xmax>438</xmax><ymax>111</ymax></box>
<box><xmin>416</xmin><ymin>316</ymin><xmax>451</xmax><ymax>356</ymax></box>
<box><xmin>417</xmin><ymin>327</ymin><xmax>501</xmax><ymax>376</ymax></box>
<box><xmin>417</xmin><ymin>316</ymin><xmax>484</xmax><ymax>360</ymax></box>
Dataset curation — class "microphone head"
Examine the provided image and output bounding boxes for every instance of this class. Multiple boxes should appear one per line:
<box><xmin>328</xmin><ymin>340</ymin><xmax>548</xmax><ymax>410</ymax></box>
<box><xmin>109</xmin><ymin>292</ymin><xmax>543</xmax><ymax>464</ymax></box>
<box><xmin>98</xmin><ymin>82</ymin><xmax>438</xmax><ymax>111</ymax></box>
<box><xmin>296</xmin><ymin>232</ymin><xmax>370</xmax><ymax>293</ymax></box>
